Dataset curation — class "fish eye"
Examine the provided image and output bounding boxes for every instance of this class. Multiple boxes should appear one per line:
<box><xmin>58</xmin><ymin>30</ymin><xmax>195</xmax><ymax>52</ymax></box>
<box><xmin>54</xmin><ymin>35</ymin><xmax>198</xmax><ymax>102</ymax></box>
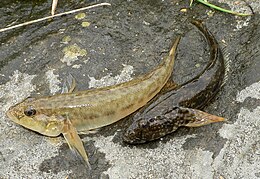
<box><xmin>24</xmin><ymin>106</ymin><xmax>36</xmax><ymax>116</ymax></box>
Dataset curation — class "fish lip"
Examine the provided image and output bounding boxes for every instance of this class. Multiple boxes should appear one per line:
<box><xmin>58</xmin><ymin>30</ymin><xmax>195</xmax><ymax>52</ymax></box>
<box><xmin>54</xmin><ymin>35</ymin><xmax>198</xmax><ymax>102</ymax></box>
<box><xmin>6</xmin><ymin>109</ymin><xmax>13</xmax><ymax>119</ymax></box>
<box><xmin>6</xmin><ymin>108</ymin><xmax>18</xmax><ymax>122</ymax></box>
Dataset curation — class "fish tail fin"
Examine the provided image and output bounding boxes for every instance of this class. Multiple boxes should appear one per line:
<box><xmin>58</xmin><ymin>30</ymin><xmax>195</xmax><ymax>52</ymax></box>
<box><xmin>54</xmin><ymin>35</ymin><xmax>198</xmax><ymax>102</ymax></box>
<box><xmin>169</xmin><ymin>36</ymin><xmax>181</xmax><ymax>57</ymax></box>
<box><xmin>160</xmin><ymin>36</ymin><xmax>182</xmax><ymax>93</ymax></box>
<box><xmin>181</xmin><ymin>107</ymin><xmax>226</xmax><ymax>127</ymax></box>
<box><xmin>162</xmin><ymin>36</ymin><xmax>181</xmax><ymax>82</ymax></box>
<box><xmin>62</xmin><ymin>118</ymin><xmax>91</xmax><ymax>169</ymax></box>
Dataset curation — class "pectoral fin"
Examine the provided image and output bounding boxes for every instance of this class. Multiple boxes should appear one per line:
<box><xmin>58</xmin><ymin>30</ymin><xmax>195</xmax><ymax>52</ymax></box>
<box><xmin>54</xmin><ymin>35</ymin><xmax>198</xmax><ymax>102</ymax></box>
<box><xmin>161</xmin><ymin>80</ymin><xmax>179</xmax><ymax>93</ymax></box>
<box><xmin>61</xmin><ymin>74</ymin><xmax>76</xmax><ymax>94</ymax></box>
<box><xmin>62</xmin><ymin>118</ymin><xmax>91</xmax><ymax>169</ymax></box>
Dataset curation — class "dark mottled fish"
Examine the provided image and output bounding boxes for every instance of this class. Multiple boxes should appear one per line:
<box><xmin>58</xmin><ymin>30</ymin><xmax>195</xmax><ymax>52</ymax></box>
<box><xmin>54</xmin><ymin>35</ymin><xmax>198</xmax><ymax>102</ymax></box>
<box><xmin>123</xmin><ymin>20</ymin><xmax>225</xmax><ymax>144</ymax></box>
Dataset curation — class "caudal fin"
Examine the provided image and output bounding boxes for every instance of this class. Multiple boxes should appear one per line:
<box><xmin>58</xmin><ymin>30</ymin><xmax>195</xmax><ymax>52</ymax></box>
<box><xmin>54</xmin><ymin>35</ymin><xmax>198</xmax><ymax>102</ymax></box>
<box><xmin>184</xmin><ymin>108</ymin><xmax>225</xmax><ymax>127</ymax></box>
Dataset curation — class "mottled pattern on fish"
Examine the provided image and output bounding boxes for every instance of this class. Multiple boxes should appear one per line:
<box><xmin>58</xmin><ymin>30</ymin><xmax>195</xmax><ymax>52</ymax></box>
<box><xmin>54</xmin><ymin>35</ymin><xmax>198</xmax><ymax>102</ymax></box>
<box><xmin>123</xmin><ymin>20</ymin><xmax>225</xmax><ymax>144</ymax></box>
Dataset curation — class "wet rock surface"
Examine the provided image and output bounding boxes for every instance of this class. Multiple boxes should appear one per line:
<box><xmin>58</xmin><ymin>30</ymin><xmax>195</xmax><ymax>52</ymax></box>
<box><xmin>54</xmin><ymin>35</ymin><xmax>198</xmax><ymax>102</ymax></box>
<box><xmin>0</xmin><ymin>0</ymin><xmax>259</xmax><ymax>178</ymax></box>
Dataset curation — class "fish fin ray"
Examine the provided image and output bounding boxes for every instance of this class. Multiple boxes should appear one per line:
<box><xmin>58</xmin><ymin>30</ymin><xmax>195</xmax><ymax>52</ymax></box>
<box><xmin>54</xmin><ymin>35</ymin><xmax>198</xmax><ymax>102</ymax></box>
<box><xmin>61</xmin><ymin>73</ymin><xmax>76</xmax><ymax>94</ymax></box>
<box><xmin>62</xmin><ymin>118</ymin><xmax>91</xmax><ymax>169</ymax></box>
<box><xmin>183</xmin><ymin>108</ymin><xmax>225</xmax><ymax>127</ymax></box>
<box><xmin>161</xmin><ymin>80</ymin><xmax>179</xmax><ymax>93</ymax></box>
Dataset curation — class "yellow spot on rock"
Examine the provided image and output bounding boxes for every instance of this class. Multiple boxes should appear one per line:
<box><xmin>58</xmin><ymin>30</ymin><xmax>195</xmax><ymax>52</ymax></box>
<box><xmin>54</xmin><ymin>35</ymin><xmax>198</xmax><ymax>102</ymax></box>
<box><xmin>82</xmin><ymin>21</ymin><xmax>91</xmax><ymax>27</ymax></box>
<box><xmin>75</xmin><ymin>13</ymin><xmax>86</xmax><ymax>20</ymax></box>
<box><xmin>207</xmin><ymin>10</ymin><xmax>215</xmax><ymax>17</ymax></box>
<box><xmin>195</xmin><ymin>63</ymin><xmax>201</xmax><ymax>68</ymax></box>
<box><xmin>62</xmin><ymin>36</ymin><xmax>71</xmax><ymax>44</ymax></box>
<box><xmin>61</xmin><ymin>44</ymin><xmax>87</xmax><ymax>66</ymax></box>
<box><xmin>180</xmin><ymin>8</ymin><xmax>187</xmax><ymax>13</ymax></box>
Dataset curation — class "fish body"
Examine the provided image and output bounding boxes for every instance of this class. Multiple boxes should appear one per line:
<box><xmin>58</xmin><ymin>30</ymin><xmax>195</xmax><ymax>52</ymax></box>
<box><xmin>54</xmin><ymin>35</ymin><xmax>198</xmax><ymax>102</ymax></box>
<box><xmin>123</xmin><ymin>20</ymin><xmax>225</xmax><ymax>144</ymax></box>
<box><xmin>6</xmin><ymin>37</ymin><xmax>181</xmax><ymax>165</ymax></box>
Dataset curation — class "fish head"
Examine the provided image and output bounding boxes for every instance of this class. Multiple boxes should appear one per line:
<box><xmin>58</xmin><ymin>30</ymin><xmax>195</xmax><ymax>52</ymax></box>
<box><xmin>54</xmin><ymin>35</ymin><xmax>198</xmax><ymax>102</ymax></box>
<box><xmin>6</xmin><ymin>97</ymin><xmax>64</xmax><ymax>137</ymax></box>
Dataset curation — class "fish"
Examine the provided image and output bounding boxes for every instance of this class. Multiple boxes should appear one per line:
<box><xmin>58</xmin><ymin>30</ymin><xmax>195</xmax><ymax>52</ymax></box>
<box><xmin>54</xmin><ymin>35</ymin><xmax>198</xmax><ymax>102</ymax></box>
<box><xmin>6</xmin><ymin>36</ymin><xmax>181</xmax><ymax>167</ymax></box>
<box><xmin>123</xmin><ymin>20</ymin><xmax>226</xmax><ymax>144</ymax></box>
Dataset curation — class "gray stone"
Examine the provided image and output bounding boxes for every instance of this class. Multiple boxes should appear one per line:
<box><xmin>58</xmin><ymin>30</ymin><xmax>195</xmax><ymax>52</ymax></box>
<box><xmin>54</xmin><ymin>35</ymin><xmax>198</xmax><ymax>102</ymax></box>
<box><xmin>0</xmin><ymin>0</ymin><xmax>259</xmax><ymax>178</ymax></box>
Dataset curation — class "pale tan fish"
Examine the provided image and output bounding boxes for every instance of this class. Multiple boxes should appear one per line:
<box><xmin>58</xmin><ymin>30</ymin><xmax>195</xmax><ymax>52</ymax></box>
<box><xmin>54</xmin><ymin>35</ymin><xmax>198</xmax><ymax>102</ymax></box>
<box><xmin>6</xmin><ymin>37</ymin><xmax>181</xmax><ymax>167</ymax></box>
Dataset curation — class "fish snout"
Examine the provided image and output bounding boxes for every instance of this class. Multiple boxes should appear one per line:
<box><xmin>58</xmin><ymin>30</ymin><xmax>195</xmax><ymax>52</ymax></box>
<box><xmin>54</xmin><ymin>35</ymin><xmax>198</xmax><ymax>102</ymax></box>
<box><xmin>123</xmin><ymin>122</ymin><xmax>145</xmax><ymax>144</ymax></box>
<box><xmin>6</xmin><ymin>106</ymin><xmax>17</xmax><ymax>122</ymax></box>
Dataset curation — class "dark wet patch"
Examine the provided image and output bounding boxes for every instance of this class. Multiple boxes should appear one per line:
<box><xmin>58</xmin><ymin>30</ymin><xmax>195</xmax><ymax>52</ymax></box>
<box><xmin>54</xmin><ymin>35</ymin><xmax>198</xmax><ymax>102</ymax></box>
<box><xmin>39</xmin><ymin>140</ymin><xmax>110</xmax><ymax>178</ymax></box>
<box><xmin>181</xmin><ymin>125</ymin><xmax>227</xmax><ymax>159</ymax></box>
<box><xmin>255</xmin><ymin>172</ymin><xmax>260</xmax><ymax>178</ymax></box>
<box><xmin>240</xmin><ymin>98</ymin><xmax>260</xmax><ymax>111</ymax></box>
